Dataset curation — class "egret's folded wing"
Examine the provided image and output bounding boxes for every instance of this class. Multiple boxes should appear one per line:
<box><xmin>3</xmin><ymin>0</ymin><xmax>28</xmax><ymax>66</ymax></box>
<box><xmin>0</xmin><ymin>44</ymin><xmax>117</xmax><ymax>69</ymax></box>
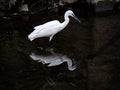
<box><xmin>33</xmin><ymin>20</ymin><xmax>60</xmax><ymax>33</ymax></box>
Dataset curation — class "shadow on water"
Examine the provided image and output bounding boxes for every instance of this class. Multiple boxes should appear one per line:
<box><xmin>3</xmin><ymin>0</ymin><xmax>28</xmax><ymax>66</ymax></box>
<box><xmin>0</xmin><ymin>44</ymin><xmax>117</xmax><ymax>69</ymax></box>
<box><xmin>0</xmin><ymin>4</ymin><xmax>120</xmax><ymax>90</ymax></box>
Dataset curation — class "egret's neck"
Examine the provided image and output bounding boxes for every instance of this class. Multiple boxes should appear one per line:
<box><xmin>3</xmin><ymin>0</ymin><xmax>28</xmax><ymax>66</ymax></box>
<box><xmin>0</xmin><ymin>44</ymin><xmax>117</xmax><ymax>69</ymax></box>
<box><xmin>61</xmin><ymin>13</ymin><xmax>70</xmax><ymax>28</ymax></box>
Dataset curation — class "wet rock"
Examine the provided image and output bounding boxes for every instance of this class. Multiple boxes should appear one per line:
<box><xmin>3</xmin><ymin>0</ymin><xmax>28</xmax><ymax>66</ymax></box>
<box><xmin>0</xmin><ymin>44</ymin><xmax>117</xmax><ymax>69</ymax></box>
<box><xmin>20</xmin><ymin>4</ymin><xmax>29</xmax><ymax>12</ymax></box>
<box><xmin>19</xmin><ymin>4</ymin><xmax>29</xmax><ymax>15</ymax></box>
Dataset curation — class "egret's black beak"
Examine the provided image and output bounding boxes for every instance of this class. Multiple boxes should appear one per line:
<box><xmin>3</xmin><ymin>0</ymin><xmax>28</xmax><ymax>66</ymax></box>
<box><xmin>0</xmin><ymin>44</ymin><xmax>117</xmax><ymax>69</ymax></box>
<box><xmin>73</xmin><ymin>14</ymin><xmax>81</xmax><ymax>23</ymax></box>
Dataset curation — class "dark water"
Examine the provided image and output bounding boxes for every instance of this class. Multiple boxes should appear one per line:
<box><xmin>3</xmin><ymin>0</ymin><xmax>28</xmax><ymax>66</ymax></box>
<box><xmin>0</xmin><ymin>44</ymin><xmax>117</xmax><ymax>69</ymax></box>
<box><xmin>0</xmin><ymin>10</ymin><xmax>120</xmax><ymax>90</ymax></box>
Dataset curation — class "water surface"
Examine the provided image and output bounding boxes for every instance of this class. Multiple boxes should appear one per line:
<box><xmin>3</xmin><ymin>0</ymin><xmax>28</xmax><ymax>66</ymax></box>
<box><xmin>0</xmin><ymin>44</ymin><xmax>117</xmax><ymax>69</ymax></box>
<box><xmin>0</xmin><ymin>10</ymin><xmax>120</xmax><ymax>90</ymax></box>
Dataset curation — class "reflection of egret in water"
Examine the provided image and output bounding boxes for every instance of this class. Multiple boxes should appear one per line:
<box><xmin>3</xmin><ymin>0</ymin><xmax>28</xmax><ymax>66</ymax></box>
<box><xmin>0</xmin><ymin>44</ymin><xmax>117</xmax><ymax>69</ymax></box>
<box><xmin>30</xmin><ymin>53</ymin><xmax>77</xmax><ymax>71</ymax></box>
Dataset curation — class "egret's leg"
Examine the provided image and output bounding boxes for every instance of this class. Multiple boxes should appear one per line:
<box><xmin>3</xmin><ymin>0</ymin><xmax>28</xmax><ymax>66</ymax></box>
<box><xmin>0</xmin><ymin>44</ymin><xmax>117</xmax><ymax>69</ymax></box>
<box><xmin>49</xmin><ymin>35</ymin><xmax>54</xmax><ymax>42</ymax></box>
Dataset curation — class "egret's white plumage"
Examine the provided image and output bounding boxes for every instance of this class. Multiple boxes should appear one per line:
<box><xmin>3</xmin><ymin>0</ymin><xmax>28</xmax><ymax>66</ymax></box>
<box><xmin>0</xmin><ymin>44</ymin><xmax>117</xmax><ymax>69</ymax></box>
<box><xmin>28</xmin><ymin>10</ymin><xmax>80</xmax><ymax>42</ymax></box>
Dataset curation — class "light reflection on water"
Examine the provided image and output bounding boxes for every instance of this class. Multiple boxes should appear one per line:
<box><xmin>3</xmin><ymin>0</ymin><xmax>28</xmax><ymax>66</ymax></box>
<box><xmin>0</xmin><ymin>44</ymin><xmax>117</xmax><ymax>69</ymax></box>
<box><xmin>30</xmin><ymin>51</ymin><xmax>77</xmax><ymax>71</ymax></box>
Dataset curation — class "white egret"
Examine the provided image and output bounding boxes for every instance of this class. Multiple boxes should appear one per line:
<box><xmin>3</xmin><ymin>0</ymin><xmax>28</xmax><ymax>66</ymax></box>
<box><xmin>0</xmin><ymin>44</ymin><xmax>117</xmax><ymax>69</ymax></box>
<box><xmin>28</xmin><ymin>10</ymin><xmax>80</xmax><ymax>42</ymax></box>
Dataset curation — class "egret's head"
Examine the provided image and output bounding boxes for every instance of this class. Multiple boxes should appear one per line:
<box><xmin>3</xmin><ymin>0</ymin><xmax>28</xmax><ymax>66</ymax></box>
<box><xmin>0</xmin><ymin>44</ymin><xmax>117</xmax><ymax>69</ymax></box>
<box><xmin>66</xmin><ymin>10</ymin><xmax>74</xmax><ymax>15</ymax></box>
<box><xmin>66</xmin><ymin>10</ymin><xmax>81</xmax><ymax>23</ymax></box>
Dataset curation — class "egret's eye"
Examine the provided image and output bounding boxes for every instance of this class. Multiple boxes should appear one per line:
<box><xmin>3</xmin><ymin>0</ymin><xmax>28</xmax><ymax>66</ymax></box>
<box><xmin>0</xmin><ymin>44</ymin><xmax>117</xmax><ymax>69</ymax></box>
<box><xmin>72</xmin><ymin>14</ymin><xmax>75</xmax><ymax>17</ymax></box>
